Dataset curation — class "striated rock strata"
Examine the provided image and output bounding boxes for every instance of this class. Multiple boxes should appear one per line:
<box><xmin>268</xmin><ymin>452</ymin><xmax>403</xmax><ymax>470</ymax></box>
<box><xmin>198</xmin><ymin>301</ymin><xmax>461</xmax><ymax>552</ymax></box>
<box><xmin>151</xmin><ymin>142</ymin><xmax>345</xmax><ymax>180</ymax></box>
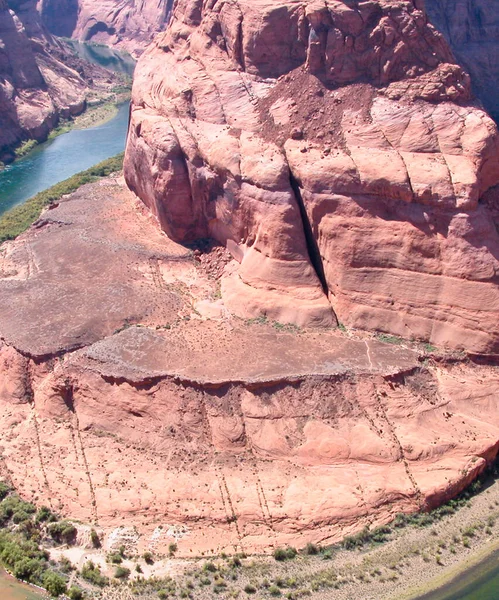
<box><xmin>425</xmin><ymin>0</ymin><xmax>499</xmax><ymax>124</ymax></box>
<box><xmin>38</xmin><ymin>0</ymin><xmax>175</xmax><ymax>56</ymax></box>
<box><xmin>0</xmin><ymin>177</ymin><xmax>497</xmax><ymax>554</ymax></box>
<box><xmin>0</xmin><ymin>0</ymin><xmax>124</xmax><ymax>161</ymax></box>
<box><xmin>124</xmin><ymin>0</ymin><xmax>499</xmax><ymax>355</ymax></box>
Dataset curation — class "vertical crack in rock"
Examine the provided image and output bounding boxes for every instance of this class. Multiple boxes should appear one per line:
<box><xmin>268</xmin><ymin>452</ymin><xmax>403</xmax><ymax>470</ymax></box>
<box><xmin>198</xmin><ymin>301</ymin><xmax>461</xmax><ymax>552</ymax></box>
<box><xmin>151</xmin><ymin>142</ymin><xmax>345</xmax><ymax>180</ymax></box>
<box><xmin>27</xmin><ymin>364</ymin><xmax>54</xmax><ymax>508</ymax></box>
<box><xmin>288</xmin><ymin>171</ymin><xmax>331</xmax><ymax>298</ymax></box>
<box><xmin>65</xmin><ymin>383</ymin><xmax>99</xmax><ymax>524</ymax></box>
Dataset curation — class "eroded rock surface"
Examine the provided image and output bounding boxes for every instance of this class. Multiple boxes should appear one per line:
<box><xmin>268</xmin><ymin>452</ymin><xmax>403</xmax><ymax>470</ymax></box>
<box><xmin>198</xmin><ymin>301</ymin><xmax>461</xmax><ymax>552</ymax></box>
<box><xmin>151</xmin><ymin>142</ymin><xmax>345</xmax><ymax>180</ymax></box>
<box><xmin>0</xmin><ymin>0</ymin><xmax>120</xmax><ymax>161</ymax></box>
<box><xmin>425</xmin><ymin>0</ymin><xmax>499</xmax><ymax>124</ymax></box>
<box><xmin>124</xmin><ymin>0</ymin><xmax>499</xmax><ymax>354</ymax></box>
<box><xmin>0</xmin><ymin>177</ymin><xmax>498</xmax><ymax>554</ymax></box>
<box><xmin>38</xmin><ymin>0</ymin><xmax>174</xmax><ymax>56</ymax></box>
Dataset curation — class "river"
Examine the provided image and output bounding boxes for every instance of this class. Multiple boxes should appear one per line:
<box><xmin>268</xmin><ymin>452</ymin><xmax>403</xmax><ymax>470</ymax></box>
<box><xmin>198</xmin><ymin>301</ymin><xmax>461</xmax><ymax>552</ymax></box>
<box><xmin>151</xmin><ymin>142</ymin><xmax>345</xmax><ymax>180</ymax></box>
<box><xmin>0</xmin><ymin>569</ymin><xmax>45</xmax><ymax>600</ymax></box>
<box><xmin>416</xmin><ymin>547</ymin><xmax>499</xmax><ymax>600</ymax></box>
<box><xmin>0</xmin><ymin>42</ymin><xmax>133</xmax><ymax>216</ymax></box>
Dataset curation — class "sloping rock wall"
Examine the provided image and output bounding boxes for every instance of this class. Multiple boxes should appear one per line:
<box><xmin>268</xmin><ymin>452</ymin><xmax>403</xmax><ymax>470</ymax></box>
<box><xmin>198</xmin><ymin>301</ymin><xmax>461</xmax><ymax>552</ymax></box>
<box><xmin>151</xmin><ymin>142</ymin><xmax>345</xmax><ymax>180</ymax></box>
<box><xmin>0</xmin><ymin>0</ymin><xmax>112</xmax><ymax>161</ymax></box>
<box><xmin>124</xmin><ymin>0</ymin><xmax>499</xmax><ymax>354</ymax></box>
<box><xmin>425</xmin><ymin>0</ymin><xmax>499</xmax><ymax>124</ymax></box>
<box><xmin>38</xmin><ymin>0</ymin><xmax>175</xmax><ymax>55</ymax></box>
<box><xmin>0</xmin><ymin>178</ymin><xmax>497</xmax><ymax>554</ymax></box>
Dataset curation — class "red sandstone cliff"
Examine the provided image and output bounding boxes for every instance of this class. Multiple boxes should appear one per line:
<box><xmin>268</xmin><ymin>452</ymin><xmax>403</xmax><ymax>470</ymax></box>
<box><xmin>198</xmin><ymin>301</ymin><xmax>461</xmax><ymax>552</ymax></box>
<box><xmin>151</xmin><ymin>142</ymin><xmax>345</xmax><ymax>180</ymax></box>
<box><xmin>124</xmin><ymin>0</ymin><xmax>499</xmax><ymax>355</ymax></box>
<box><xmin>0</xmin><ymin>0</ymin><xmax>118</xmax><ymax>161</ymax></box>
<box><xmin>38</xmin><ymin>0</ymin><xmax>175</xmax><ymax>56</ymax></box>
<box><xmin>425</xmin><ymin>0</ymin><xmax>499</xmax><ymax>124</ymax></box>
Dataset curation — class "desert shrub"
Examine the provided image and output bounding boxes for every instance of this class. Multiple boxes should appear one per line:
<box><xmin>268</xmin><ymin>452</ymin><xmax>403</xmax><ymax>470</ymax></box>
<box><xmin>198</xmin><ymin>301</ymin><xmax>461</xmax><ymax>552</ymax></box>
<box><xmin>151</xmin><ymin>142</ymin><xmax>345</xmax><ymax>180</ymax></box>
<box><xmin>304</xmin><ymin>543</ymin><xmax>319</xmax><ymax>555</ymax></box>
<box><xmin>81</xmin><ymin>561</ymin><xmax>108</xmax><ymax>587</ymax></box>
<box><xmin>244</xmin><ymin>583</ymin><xmax>256</xmax><ymax>594</ymax></box>
<box><xmin>59</xmin><ymin>556</ymin><xmax>73</xmax><ymax>573</ymax></box>
<box><xmin>269</xmin><ymin>585</ymin><xmax>282</xmax><ymax>596</ymax></box>
<box><xmin>48</xmin><ymin>521</ymin><xmax>77</xmax><ymax>544</ymax></box>
<box><xmin>36</xmin><ymin>506</ymin><xmax>56</xmax><ymax>523</ymax></box>
<box><xmin>168</xmin><ymin>542</ymin><xmax>178</xmax><ymax>555</ymax></box>
<box><xmin>143</xmin><ymin>551</ymin><xmax>154</xmax><ymax>565</ymax></box>
<box><xmin>43</xmin><ymin>571</ymin><xmax>67</xmax><ymax>597</ymax></box>
<box><xmin>273</xmin><ymin>547</ymin><xmax>297</xmax><ymax>561</ymax></box>
<box><xmin>90</xmin><ymin>528</ymin><xmax>101</xmax><ymax>548</ymax></box>
<box><xmin>114</xmin><ymin>566</ymin><xmax>131</xmax><ymax>579</ymax></box>
<box><xmin>343</xmin><ymin>525</ymin><xmax>391</xmax><ymax>550</ymax></box>
<box><xmin>68</xmin><ymin>586</ymin><xmax>84</xmax><ymax>600</ymax></box>
<box><xmin>107</xmin><ymin>552</ymin><xmax>123</xmax><ymax>564</ymax></box>
<box><xmin>0</xmin><ymin>482</ymin><xmax>10</xmax><ymax>501</ymax></box>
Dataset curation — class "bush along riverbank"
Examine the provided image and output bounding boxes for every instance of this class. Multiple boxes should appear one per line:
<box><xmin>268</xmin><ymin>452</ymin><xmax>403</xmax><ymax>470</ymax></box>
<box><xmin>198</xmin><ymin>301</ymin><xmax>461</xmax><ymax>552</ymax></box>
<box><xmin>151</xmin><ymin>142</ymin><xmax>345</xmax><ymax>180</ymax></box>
<box><xmin>0</xmin><ymin>153</ymin><xmax>124</xmax><ymax>243</ymax></box>
<box><xmin>0</xmin><ymin>458</ymin><xmax>497</xmax><ymax>599</ymax></box>
<box><xmin>0</xmin><ymin>481</ymin><xmax>87</xmax><ymax>599</ymax></box>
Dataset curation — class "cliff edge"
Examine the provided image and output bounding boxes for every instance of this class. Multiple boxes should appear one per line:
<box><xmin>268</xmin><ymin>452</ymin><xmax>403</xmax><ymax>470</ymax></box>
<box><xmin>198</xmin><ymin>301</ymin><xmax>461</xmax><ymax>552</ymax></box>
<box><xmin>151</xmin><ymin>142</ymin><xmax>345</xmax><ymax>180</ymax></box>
<box><xmin>124</xmin><ymin>0</ymin><xmax>499</xmax><ymax>355</ymax></box>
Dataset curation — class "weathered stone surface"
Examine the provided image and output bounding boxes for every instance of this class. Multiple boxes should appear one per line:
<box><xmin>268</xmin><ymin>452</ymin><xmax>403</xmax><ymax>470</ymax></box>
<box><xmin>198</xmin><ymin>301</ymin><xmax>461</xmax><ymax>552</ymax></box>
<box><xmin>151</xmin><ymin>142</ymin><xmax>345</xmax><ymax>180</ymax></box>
<box><xmin>38</xmin><ymin>0</ymin><xmax>175</xmax><ymax>56</ymax></box>
<box><xmin>124</xmin><ymin>0</ymin><xmax>499</xmax><ymax>354</ymax></box>
<box><xmin>425</xmin><ymin>0</ymin><xmax>499</xmax><ymax>124</ymax></box>
<box><xmin>0</xmin><ymin>177</ymin><xmax>497</xmax><ymax>554</ymax></box>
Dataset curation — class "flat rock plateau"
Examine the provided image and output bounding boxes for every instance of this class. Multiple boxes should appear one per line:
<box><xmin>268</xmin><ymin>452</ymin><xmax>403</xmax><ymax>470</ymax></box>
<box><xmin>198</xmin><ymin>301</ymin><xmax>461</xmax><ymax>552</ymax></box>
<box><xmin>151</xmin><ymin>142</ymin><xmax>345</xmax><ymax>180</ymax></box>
<box><xmin>0</xmin><ymin>175</ymin><xmax>497</xmax><ymax>555</ymax></box>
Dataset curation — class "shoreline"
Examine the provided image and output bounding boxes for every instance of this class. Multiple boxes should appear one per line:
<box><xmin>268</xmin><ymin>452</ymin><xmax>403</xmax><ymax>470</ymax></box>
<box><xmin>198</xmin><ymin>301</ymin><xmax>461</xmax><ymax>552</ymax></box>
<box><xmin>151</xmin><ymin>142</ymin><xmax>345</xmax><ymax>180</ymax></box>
<box><xmin>403</xmin><ymin>540</ymin><xmax>499</xmax><ymax>600</ymax></box>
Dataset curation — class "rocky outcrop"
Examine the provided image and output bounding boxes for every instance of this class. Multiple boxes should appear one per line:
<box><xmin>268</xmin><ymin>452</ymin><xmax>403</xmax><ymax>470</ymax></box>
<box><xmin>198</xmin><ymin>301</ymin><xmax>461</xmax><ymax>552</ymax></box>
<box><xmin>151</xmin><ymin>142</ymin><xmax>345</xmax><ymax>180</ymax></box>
<box><xmin>124</xmin><ymin>0</ymin><xmax>499</xmax><ymax>354</ymax></box>
<box><xmin>0</xmin><ymin>177</ymin><xmax>497</xmax><ymax>554</ymax></box>
<box><xmin>425</xmin><ymin>0</ymin><xmax>499</xmax><ymax>124</ymax></box>
<box><xmin>0</xmin><ymin>0</ymin><xmax>116</xmax><ymax>161</ymax></box>
<box><xmin>38</xmin><ymin>0</ymin><xmax>174</xmax><ymax>56</ymax></box>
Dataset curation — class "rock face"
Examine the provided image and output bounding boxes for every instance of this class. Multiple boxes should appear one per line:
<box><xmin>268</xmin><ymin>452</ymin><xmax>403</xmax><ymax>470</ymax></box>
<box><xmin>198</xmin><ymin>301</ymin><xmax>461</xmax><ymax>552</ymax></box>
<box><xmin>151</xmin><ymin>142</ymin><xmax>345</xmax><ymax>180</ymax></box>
<box><xmin>124</xmin><ymin>0</ymin><xmax>499</xmax><ymax>355</ymax></box>
<box><xmin>38</xmin><ymin>0</ymin><xmax>174</xmax><ymax>55</ymax></box>
<box><xmin>0</xmin><ymin>0</ymin><xmax>116</xmax><ymax>161</ymax></box>
<box><xmin>0</xmin><ymin>176</ymin><xmax>497</xmax><ymax>554</ymax></box>
<box><xmin>425</xmin><ymin>0</ymin><xmax>499</xmax><ymax>124</ymax></box>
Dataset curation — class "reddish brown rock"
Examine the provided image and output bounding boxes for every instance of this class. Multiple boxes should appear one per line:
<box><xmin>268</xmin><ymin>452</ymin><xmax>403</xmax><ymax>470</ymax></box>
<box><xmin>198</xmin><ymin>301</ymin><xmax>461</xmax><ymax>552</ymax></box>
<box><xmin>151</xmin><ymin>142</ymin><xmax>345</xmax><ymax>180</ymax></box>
<box><xmin>38</xmin><ymin>0</ymin><xmax>174</xmax><ymax>56</ymax></box>
<box><xmin>0</xmin><ymin>177</ymin><xmax>497</xmax><ymax>554</ymax></box>
<box><xmin>124</xmin><ymin>0</ymin><xmax>499</xmax><ymax>354</ymax></box>
<box><xmin>0</xmin><ymin>0</ymin><xmax>120</xmax><ymax>160</ymax></box>
<box><xmin>425</xmin><ymin>0</ymin><xmax>499</xmax><ymax>124</ymax></box>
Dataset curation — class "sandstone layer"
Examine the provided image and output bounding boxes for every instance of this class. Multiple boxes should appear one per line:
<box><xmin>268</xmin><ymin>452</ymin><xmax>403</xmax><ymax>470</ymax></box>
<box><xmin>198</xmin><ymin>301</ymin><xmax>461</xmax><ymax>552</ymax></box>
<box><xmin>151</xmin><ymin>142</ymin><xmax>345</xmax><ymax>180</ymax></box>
<box><xmin>38</xmin><ymin>0</ymin><xmax>174</xmax><ymax>56</ymax></box>
<box><xmin>124</xmin><ymin>0</ymin><xmax>499</xmax><ymax>355</ymax></box>
<box><xmin>0</xmin><ymin>0</ymin><xmax>122</xmax><ymax>162</ymax></box>
<box><xmin>0</xmin><ymin>177</ymin><xmax>498</xmax><ymax>554</ymax></box>
<box><xmin>425</xmin><ymin>0</ymin><xmax>499</xmax><ymax>124</ymax></box>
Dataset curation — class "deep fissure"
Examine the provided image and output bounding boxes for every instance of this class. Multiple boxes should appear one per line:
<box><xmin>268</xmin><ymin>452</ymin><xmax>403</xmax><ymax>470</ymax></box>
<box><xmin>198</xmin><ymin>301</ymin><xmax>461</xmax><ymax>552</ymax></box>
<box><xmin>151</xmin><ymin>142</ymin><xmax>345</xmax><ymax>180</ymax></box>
<box><xmin>289</xmin><ymin>171</ymin><xmax>330</xmax><ymax>298</ymax></box>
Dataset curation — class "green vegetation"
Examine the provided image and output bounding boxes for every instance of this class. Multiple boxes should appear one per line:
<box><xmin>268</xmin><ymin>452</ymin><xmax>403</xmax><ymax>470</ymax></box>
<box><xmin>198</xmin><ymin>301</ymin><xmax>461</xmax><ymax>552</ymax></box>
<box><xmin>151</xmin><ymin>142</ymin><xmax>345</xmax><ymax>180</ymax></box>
<box><xmin>14</xmin><ymin>139</ymin><xmax>38</xmax><ymax>159</ymax></box>
<box><xmin>0</xmin><ymin>152</ymin><xmax>124</xmax><ymax>243</ymax></box>
<box><xmin>273</xmin><ymin>547</ymin><xmax>297</xmax><ymax>561</ymax></box>
<box><xmin>81</xmin><ymin>560</ymin><xmax>109</xmax><ymax>587</ymax></box>
<box><xmin>47</xmin><ymin>521</ymin><xmax>77</xmax><ymax>544</ymax></box>
<box><xmin>0</xmin><ymin>483</ymin><xmax>72</xmax><ymax>597</ymax></box>
<box><xmin>376</xmin><ymin>332</ymin><xmax>405</xmax><ymax>345</ymax></box>
<box><xmin>114</xmin><ymin>565</ymin><xmax>131</xmax><ymax>579</ymax></box>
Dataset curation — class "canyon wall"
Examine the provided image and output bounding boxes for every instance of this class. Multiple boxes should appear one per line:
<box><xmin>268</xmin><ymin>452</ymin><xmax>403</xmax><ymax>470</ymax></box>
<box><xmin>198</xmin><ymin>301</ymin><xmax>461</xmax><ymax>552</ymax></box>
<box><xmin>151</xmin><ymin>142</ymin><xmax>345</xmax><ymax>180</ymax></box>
<box><xmin>425</xmin><ymin>0</ymin><xmax>499</xmax><ymax>124</ymax></box>
<box><xmin>0</xmin><ymin>177</ymin><xmax>497</xmax><ymax>554</ymax></box>
<box><xmin>0</xmin><ymin>0</ymin><xmax>87</xmax><ymax>160</ymax></box>
<box><xmin>124</xmin><ymin>0</ymin><xmax>499</xmax><ymax>355</ymax></box>
<box><xmin>38</xmin><ymin>0</ymin><xmax>174</xmax><ymax>55</ymax></box>
<box><xmin>0</xmin><ymin>0</ymin><xmax>121</xmax><ymax>162</ymax></box>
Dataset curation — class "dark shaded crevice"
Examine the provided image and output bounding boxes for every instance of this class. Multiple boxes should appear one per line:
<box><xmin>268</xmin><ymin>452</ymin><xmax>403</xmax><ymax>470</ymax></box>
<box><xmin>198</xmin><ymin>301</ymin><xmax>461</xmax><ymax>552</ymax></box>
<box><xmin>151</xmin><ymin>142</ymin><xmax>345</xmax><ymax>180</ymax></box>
<box><xmin>288</xmin><ymin>171</ymin><xmax>329</xmax><ymax>296</ymax></box>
